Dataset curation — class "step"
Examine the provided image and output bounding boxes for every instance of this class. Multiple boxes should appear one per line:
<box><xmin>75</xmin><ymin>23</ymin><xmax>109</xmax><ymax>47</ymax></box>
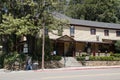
<box><xmin>60</xmin><ymin>57</ymin><xmax>82</xmax><ymax>67</ymax></box>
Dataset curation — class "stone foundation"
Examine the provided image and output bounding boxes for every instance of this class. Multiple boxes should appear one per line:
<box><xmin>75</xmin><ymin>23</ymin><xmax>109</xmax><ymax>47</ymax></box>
<box><xmin>80</xmin><ymin>61</ymin><xmax>120</xmax><ymax>66</ymax></box>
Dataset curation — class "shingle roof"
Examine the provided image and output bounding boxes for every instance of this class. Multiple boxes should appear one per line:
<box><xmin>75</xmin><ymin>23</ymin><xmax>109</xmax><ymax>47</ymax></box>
<box><xmin>52</xmin><ymin>12</ymin><xmax>120</xmax><ymax>29</ymax></box>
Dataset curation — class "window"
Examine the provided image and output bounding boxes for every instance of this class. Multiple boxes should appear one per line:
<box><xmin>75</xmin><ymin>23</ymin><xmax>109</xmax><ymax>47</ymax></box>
<box><xmin>116</xmin><ymin>31</ymin><xmax>120</xmax><ymax>36</ymax></box>
<box><xmin>90</xmin><ymin>28</ymin><xmax>96</xmax><ymax>35</ymax></box>
<box><xmin>70</xmin><ymin>26</ymin><xmax>75</xmax><ymax>37</ymax></box>
<box><xmin>104</xmin><ymin>30</ymin><xmax>109</xmax><ymax>36</ymax></box>
<box><xmin>23</xmin><ymin>43</ymin><xmax>28</xmax><ymax>53</ymax></box>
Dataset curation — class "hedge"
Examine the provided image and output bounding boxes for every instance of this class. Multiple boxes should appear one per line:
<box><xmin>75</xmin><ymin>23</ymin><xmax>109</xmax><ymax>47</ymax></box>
<box><xmin>111</xmin><ymin>54</ymin><xmax>120</xmax><ymax>58</ymax></box>
<box><xmin>77</xmin><ymin>56</ymin><xmax>120</xmax><ymax>61</ymax></box>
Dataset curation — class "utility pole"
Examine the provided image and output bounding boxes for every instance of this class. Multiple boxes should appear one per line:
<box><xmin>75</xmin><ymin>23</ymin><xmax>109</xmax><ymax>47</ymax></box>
<box><xmin>41</xmin><ymin>0</ymin><xmax>46</xmax><ymax>70</ymax></box>
<box><xmin>41</xmin><ymin>22</ymin><xmax>45</xmax><ymax>70</ymax></box>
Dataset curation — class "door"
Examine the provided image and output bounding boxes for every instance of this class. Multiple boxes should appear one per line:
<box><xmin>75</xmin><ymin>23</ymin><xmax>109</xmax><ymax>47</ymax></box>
<box><xmin>57</xmin><ymin>42</ymin><xmax>64</xmax><ymax>56</ymax></box>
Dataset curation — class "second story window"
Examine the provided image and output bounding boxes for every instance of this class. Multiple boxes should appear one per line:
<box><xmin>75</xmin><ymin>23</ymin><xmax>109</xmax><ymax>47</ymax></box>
<box><xmin>116</xmin><ymin>31</ymin><xmax>120</xmax><ymax>37</ymax></box>
<box><xmin>91</xmin><ymin>28</ymin><xmax>96</xmax><ymax>35</ymax></box>
<box><xmin>104</xmin><ymin>30</ymin><xmax>109</xmax><ymax>36</ymax></box>
<box><xmin>70</xmin><ymin>26</ymin><xmax>75</xmax><ymax>37</ymax></box>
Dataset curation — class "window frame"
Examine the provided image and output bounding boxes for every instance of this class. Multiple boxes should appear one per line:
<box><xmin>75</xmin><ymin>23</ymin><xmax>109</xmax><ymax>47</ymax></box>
<box><xmin>116</xmin><ymin>31</ymin><xmax>120</xmax><ymax>37</ymax></box>
<box><xmin>104</xmin><ymin>30</ymin><xmax>109</xmax><ymax>36</ymax></box>
<box><xmin>90</xmin><ymin>28</ymin><xmax>96</xmax><ymax>35</ymax></box>
<box><xmin>70</xmin><ymin>26</ymin><xmax>75</xmax><ymax>37</ymax></box>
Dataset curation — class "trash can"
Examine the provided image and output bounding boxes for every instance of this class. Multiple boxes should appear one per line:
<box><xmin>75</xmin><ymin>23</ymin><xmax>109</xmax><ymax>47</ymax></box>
<box><xmin>32</xmin><ymin>62</ymin><xmax>38</xmax><ymax>70</ymax></box>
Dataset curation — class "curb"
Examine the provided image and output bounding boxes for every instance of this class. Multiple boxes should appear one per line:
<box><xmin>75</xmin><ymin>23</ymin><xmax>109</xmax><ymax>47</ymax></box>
<box><xmin>34</xmin><ymin>66</ymin><xmax>120</xmax><ymax>72</ymax></box>
<box><xmin>1</xmin><ymin>66</ymin><xmax>120</xmax><ymax>73</ymax></box>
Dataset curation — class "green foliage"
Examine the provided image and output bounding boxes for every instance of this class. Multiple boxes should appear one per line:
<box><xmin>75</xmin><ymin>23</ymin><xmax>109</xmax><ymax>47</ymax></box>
<box><xmin>0</xmin><ymin>14</ymin><xmax>38</xmax><ymax>36</ymax></box>
<box><xmin>111</xmin><ymin>54</ymin><xmax>120</xmax><ymax>58</ymax></box>
<box><xmin>115</xmin><ymin>40</ymin><xmax>120</xmax><ymax>53</ymax></box>
<box><xmin>89</xmin><ymin>56</ymin><xmax>114</xmax><ymax>61</ymax></box>
<box><xmin>33</xmin><ymin>36</ymin><xmax>53</xmax><ymax>61</ymax></box>
<box><xmin>0</xmin><ymin>53</ymin><xmax>6</xmax><ymax>68</ymax></box>
<box><xmin>66</xmin><ymin>0</ymin><xmax>120</xmax><ymax>23</ymax></box>
<box><xmin>77</xmin><ymin>57</ymin><xmax>85</xmax><ymax>61</ymax></box>
<box><xmin>0</xmin><ymin>0</ymin><xmax>68</xmax><ymax>65</ymax></box>
<box><xmin>77</xmin><ymin>55</ymin><xmax>120</xmax><ymax>61</ymax></box>
<box><xmin>4</xmin><ymin>52</ymin><xmax>26</xmax><ymax>66</ymax></box>
<box><xmin>44</xmin><ymin>55</ymin><xmax>62</xmax><ymax>61</ymax></box>
<box><xmin>4</xmin><ymin>52</ymin><xmax>19</xmax><ymax>65</ymax></box>
<box><xmin>82</xmin><ymin>54</ymin><xmax>89</xmax><ymax>57</ymax></box>
<box><xmin>52</xmin><ymin>55</ymin><xmax>62</xmax><ymax>61</ymax></box>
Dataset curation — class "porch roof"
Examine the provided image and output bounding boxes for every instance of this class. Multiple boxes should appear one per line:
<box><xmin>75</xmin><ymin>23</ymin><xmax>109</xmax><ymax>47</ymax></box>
<box><xmin>75</xmin><ymin>40</ymin><xmax>112</xmax><ymax>44</ymax></box>
<box><xmin>50</xmin><ymin>35</ymin><xmax>111</xmax><ymax>44</ymax></box>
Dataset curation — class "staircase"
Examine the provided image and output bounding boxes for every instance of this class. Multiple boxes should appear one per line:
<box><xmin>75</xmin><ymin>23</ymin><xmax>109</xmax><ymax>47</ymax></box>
<box><xmin>60</xmin><ymin>57</ymin><xmax>82</xmax><ymax>67</ymax></box>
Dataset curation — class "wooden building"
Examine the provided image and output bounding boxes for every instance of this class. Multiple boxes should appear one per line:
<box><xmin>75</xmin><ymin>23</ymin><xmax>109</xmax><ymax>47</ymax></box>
<box><xmin>49</xmin><ymin>12</ymin><xmax>120</xmax><ymax>56</ymax></box>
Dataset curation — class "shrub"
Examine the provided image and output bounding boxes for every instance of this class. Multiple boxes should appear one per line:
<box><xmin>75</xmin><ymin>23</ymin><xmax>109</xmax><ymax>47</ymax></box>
<box><xmin>18</xmin><ymin>53</ymin><xmax>26</xmax><ymax>63</ymax></box>
<box><xmin>111</xmin><ymin>54</ymin><xmax>120</xmax><ymax>58</ymax></box>
<box><xmin>52</xmin><ymin>56</ymin><xmax>62</xmax><ymax>61</ymax></box>
<box><xmin>0</xmin><ymin>53</ymin><xmax>6</xmax><ymax>68</ymax></box>
<box><xmin>4</xmin><ymin>52</ymin><xmax>19</xmax><ymax>65</ymax></box>
<box><xmin>77</xmin><ymin>56</ymin><xmax>120</xmax><ymax>61</ymax></box>
<box><xmin>4</xmin><ymin>52</ymin><xmax>27</xmax><ymax>69</ymax></box>
<box><xmin>77</xmin><ymin>57</ymin><xmax>85</xmax><ymax>61</ymax></box>
<box><xmin>44</xmin><ymin>55</ymin><xmax>62</xmax><ymax>61</ymax></box>
<box><xmin>82</xmin><ymin>54</ymin><xmax>89</xmax><ymax>57</ymax></box>
<box><xmin>89</xmin><ymin>56</ymin><xmax>116</xmax><ymax>61</ymax></box>
<box><xmin>113</xmin><ymin>58</ymin><xmax>120</xmax><ymax>61</ymax></box>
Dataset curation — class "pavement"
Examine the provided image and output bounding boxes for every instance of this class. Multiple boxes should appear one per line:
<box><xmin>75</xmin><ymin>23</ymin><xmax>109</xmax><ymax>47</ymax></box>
<box><xmin>0</xmin><ymin>65</ymin><xmax>120</xmax><ymax>73</ymax></box>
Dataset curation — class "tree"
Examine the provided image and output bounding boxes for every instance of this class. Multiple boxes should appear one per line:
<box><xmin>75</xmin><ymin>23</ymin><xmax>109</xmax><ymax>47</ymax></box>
<box><xmin>115</xmin><ymin>40</ymin><xmax>120</xmax><ymax>53</ymax></box>
<box><xmin>0</xmin><ymin>0</ymin><xmax>68</xmax><ymax>69</ymax></box>
<box><xmin>66</xmin><ymin>0</ymin><xmax>120</xmax><ymax>23</ymax></box>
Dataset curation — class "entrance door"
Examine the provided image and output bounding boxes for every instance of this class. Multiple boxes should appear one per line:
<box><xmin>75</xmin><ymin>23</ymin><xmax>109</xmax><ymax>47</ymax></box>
<box><xmin>64</xmin><ymin>42</ymin><xmax>75</xmax><ymax>56</ymax></box>
<box><xmin>57</xmin><ymin>42</ymin><xmax>64</xmax><ymax>56</ymax></box>
<box><xmin>56</xmin><ymin>42</ymin><xmax>75</xmax><ymax>56</ymax></box>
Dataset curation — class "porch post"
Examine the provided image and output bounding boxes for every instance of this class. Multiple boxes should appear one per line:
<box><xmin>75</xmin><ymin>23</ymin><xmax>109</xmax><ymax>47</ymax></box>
<box><xmin>93</xmin><ymin>43</ymin><xmax>96</xmax><ymax>56</ymax></box>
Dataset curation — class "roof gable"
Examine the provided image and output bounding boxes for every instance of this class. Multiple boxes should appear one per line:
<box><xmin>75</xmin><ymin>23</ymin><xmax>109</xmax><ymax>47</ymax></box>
<box><xmin>57</xmin><ymin>35</ymin><xmax>75</xmax><ymax>41</ymax></box>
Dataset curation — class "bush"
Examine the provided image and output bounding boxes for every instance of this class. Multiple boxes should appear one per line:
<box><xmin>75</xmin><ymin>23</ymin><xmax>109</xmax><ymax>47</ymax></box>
<box><xmin>0</xmin><ymin>53</ymin><xmax>6</xmax><ymax>68</ymax></box>
<box><xmin>4</xmin><ymin>52</ymin><xmax>27</xmax><ymax>69</ymax></box>
<box><xmin>4</xmin><ymin>52</ymin><xmax>19</xmax><ymax>65</ymax></box>
<box><xmin>77</xmin><ymin>56</ymin><xmax>120</xmax><ymax>61</ymax></box>
<box><xmin>44</xmin><ymin>55</ymin><xmax>62</xmax><ymax>61</ymax></box>
<box><xmin>52</xmin><ymin>56</ymin><xmax>62</xmax><ymax>61</ymax></box>
<box><xmin>77</xmin><ymin>57</ymin><xmax>85</xmax><ymax>61</ymax></box>
<box><xmin>82</xmin><ymin>54</ymin><xmax>89</xmax><ymax>57</ymax></box>
<box><xmin>113</xmin><ymin>58</ymin><xmax>120</xmax><ymax>61</ymax></box>
<box><xmin>89</xmin><ymin>56</ymin><xmax>114</xmax><ymax>61</ymax></box>
<box><xmin>111</xmin><ymin>54</ymin><xmax>120</xmax><ymax>58</ymax></box>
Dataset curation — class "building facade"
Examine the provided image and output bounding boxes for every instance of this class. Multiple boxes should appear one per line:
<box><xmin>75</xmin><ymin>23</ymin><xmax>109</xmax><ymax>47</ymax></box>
<box><xmin>49</xmin><ymin>12</ymin><xmax>120</xmax><ymax>56</ymax></box>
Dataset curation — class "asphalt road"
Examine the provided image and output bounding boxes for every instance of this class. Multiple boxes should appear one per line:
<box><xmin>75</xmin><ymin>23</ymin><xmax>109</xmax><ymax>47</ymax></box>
<box><xmin>0</xmin><ymin>68</ymin><xmax>120</xmax><ymax>80</ymax></box>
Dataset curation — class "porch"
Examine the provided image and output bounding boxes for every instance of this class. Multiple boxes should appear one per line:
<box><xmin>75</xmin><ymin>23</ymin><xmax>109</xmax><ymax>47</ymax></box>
<box><xmin>51</xmin><ymin>35</ymin><xmax>113</xmax><ymax>57</ymax></box>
